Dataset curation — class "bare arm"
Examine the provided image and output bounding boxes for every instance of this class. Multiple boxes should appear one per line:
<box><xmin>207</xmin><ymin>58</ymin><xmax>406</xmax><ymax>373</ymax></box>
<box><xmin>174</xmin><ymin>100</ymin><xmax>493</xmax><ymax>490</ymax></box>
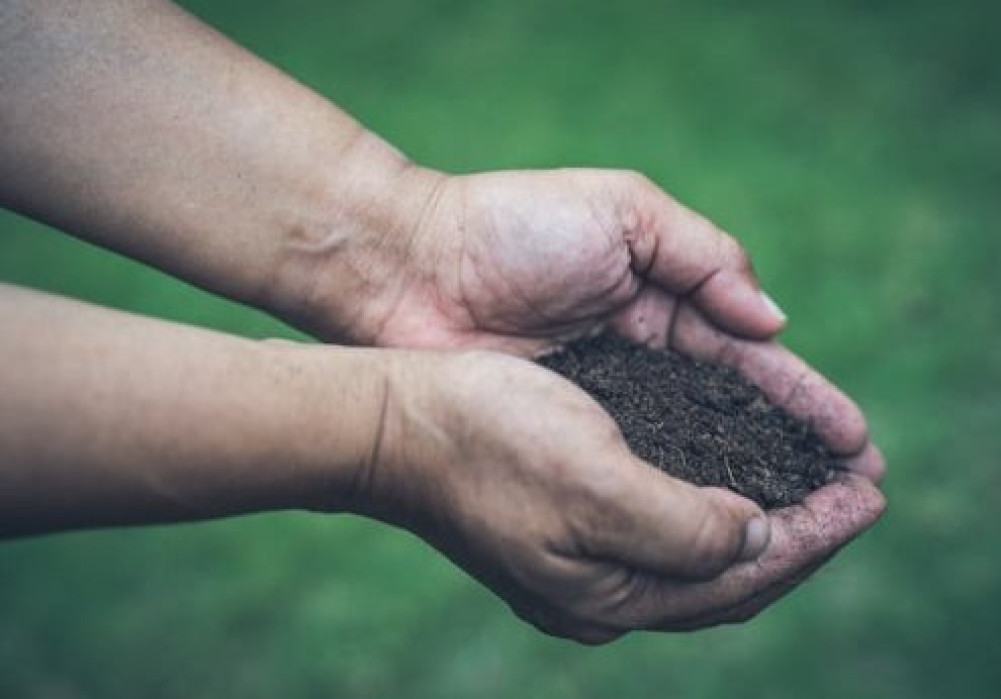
<box><xmin>0</xmin><ymin>283</ymin><xmax>387</xmax><ymax>536</ymax></box>
<box><xmin>0</xmin><ymin>0</ymin><xmax>789</xmax><ymax>350</ymax></box>
<box><xmin>0</xmin><ymin>0</ymin><xmax>428</xmax><ymax>335</ymax></box>
<box><xmin>0</xmin><ymin>284</ymin><xmax>882</xmax><ymax>641</ymax></box>
<box><xmin>0</xmin><ymin>1</ymin><xmax>884</xmax><ymax>641</ymax></box>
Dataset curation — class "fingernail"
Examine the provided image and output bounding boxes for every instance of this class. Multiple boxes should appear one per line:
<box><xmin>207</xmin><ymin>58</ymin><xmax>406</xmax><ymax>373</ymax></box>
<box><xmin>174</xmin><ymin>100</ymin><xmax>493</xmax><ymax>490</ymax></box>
<box><xmin>759</xmin><ymin>290</ymin><xmax>787</xmax><ymax>323</ymax></box>
<box><xmin>739</xmin><ymin>516</ymin><xmax>771</xmax><ymax>562</ymax></box>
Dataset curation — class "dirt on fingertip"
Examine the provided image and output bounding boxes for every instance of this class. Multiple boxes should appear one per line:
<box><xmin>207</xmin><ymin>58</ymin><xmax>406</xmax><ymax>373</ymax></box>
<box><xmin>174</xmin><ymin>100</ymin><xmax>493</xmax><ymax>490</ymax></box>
<box><xmin>536</xmin><ymin>333</ymin><xmax>839</xmax><ymax>509</ymax></box>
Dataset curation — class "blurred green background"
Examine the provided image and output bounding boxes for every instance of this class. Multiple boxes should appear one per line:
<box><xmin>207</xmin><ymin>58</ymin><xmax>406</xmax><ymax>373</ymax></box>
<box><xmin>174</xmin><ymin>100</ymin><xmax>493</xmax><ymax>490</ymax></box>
<box><xmin>2</xmin><ymin>0</ymin><xmax>999</xmax><ymax>696</ymax></box>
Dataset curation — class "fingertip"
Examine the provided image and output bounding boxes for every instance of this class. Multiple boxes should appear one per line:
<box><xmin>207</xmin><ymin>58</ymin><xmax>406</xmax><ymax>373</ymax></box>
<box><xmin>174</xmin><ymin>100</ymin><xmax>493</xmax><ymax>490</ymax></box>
<box><xmin>603</xmin><ymin>464</ymin><xmax>768</xmax><ymax>580</ymax></box>
<box><xmin>682</xmin><ymin>487</ymin><xmax>769</xmax><ymax>576</ymax></box>
<box><xmin>800</xmin><ymin>473</ymin><xmax>887</xmax><ymax>537</ymax></box>
<box><xmin>705</xmin><ymin>487</ymin><xmax>770</xmax><ymax>562</ymax></box>
<box><xmin>740</xmin><ymin>342</ymin><xmax>870</xmax><ymax>456</ymax></box>
<box><xmin>842</xmin><ymin>472</ymin><xmax>887</xmax><ymax>520</ymax></box>
<box><xmin>759</xmin><ymin>290</ymin><xmax>788</xmax><ymax>325</ymax></box>
<box><xmin>843</xmin><ymin>443</ymin><xmax>886</xmax><ymax>484</ymax></box>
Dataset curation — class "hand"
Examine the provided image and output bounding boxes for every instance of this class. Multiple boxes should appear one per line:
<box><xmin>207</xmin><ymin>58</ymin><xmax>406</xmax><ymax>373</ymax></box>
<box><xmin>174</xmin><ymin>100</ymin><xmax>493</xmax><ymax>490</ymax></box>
<box><xmin>287</xmin><ymin>166</ymin><xmax>885</xmax><ymax>639</ymax></box>
<box><xmin>347</xmin><ymin>350</ymin><xmax>883</xmax><ymax>644</ymax></box>
<box><xmin>289</xmin><ymin>166</ymin><xmax>884</xmax><ymax>479</ymax></box>
<box><xmin>293</xmin><ymin>168</ymin><xmax>783</xmax><ymax>351</ymax></box>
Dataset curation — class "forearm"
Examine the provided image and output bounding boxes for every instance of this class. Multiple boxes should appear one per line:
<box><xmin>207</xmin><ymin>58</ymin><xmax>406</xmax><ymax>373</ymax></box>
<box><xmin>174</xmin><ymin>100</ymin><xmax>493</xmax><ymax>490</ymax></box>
<box><xmin>0</xmin><ymin>284</ymin><xmax>387</xmax><ymax>537</ymax></box>
<box><xmin>0</xmin><ymin>0</ymin><xmax>432</xmax><ymax>339</ymax></box>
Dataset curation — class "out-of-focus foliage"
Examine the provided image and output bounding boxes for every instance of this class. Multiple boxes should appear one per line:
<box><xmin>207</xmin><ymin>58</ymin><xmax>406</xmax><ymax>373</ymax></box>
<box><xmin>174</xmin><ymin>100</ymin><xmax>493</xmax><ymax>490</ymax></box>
<box><xmin>2</xmin><ymin>1</ymin><xmax>999</xmax><ymax>696</ymax></box>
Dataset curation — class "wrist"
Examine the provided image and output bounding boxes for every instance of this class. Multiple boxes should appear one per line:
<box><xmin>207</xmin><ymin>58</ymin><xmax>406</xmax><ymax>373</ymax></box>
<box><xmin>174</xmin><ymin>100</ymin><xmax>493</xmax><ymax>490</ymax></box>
<box><xmin>254</xmin><ymin>341</ymin><xmax>402</xmax><ymax>513</ymax></box>
<box><xmin>263</xmin><ymin>130</ymin><xmax>447</xmax><ymax>344</ymax></box>
<box><xmin>311</xmin><ymin>347</ymin><xmax>462</xmax><ymax>529</ymax></box>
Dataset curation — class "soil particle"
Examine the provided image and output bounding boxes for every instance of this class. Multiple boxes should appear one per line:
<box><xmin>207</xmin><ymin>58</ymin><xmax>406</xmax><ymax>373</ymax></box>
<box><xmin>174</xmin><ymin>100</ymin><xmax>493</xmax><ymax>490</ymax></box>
<box><xmin>537</xmin><ymin>334</ymin><xmax>840</xmax><ymax>509</ymax></box>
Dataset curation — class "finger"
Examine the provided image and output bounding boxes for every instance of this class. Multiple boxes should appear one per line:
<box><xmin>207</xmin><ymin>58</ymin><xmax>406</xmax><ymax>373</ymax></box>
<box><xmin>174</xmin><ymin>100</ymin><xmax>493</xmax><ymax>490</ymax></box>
<box><xmin>510</xmin><ymin>599</ymin><xmax>625</xmax><ymax>646</ymax></box>
<box><xmin>608</xmin><ymin>285</ymin><xmax>678</xmax><ymax>349</ymax></box>
<box><xmin>578</xmin><ymin>455</ymin><xmax>770</xmax><ymax>582</ymax></box>
<box><xmin>622</xmin><ymin>173</ymin><xmax>785</xmax><ymax>339</ymax></box>
<box><xmin>843</xmin><ymin>442</ymin><xmax>886</xmax><ymax>484</ymax></box>
<box><xmin>260</xmin><ymin>337</ymin><xmax>302</xmax><ymax>347</ymax></box>
<box><xmin>665</xmin><ymin>555</ymin><xmax>831</xmax><ymax>631</ymax></box>
<box><xmin>666</xmin><ymin>475</ymin><xmax>883</xmax><ymax>629</ymax></box>
<box><xmin>669</xmin><ymin>302</ymin><xmax>870</xmax><ymax>457</ymax></box>
<box><xmin>608</xmin><ymin>474</ymin><xmax>885</xmax><ymax>631</ymax></box>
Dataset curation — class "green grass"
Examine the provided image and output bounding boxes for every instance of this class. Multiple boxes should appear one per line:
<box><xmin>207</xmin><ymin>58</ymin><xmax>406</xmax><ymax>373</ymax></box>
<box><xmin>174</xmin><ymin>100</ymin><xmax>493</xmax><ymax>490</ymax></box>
<box><xmin>2</xmin><ymin>0</ymin><xmax>1000</xmax><ymax>696</ymax></box>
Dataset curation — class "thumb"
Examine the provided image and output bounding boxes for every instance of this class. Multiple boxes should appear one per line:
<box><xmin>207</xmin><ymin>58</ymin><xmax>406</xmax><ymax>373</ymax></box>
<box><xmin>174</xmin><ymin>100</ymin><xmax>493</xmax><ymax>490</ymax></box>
<box><xmin>585</xmin><ymin>454</ymin><xmax>770</xmax><ymax>581</ymax></box>
<box><xmin>623</xmin><ymin>173</ymin><xmax>786</xmax><ymax>339</ymax></box>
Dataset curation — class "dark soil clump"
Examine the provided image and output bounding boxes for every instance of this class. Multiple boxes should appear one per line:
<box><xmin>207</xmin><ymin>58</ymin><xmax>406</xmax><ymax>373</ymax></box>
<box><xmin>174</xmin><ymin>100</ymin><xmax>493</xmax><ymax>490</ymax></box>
<box><xmin>537</xmin><ymin>334</ymin><xmax>840</xmax><ymax>509</ymax></box>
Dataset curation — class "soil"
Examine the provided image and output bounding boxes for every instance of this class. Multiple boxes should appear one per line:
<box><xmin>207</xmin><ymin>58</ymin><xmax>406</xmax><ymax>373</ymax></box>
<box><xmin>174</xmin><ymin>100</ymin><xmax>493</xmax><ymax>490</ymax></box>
<box><xmin>537</xmin><ymin>334</ymin><xmax>840</xmax><ymax>509</ymax></box>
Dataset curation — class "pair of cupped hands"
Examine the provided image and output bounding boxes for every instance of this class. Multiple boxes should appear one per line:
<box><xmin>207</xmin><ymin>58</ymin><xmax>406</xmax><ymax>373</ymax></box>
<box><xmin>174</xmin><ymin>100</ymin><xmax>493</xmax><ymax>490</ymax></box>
<box><xmin>280</xmin><ymin>166</ymin><xmax>885</xmax><ymax>645</ymax></box>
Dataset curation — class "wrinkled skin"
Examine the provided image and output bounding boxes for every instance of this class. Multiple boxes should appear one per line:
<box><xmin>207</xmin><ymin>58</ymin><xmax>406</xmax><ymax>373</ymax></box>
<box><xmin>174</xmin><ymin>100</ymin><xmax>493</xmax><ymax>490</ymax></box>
<box><xmin>297</xmin><ymin>167</ymin><xmax>886</xmax><ymax>643</ymax></box>
<box><xmin>0</xmin><ymin>0</ymin><xmax>881</xmax><ymax>644</ymax></box>
<box><xmin>359</xmin><ymin>349</ymin><xmax>882</xmax><ymax>644</ymax></box>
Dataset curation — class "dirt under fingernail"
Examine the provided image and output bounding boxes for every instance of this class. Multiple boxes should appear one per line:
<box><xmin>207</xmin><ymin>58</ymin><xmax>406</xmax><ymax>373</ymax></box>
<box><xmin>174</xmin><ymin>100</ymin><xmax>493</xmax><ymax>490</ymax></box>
<box><xmin>537</xmin><ymin>334</ymin><xmax>838</xmax><ymax>509</ymax></box>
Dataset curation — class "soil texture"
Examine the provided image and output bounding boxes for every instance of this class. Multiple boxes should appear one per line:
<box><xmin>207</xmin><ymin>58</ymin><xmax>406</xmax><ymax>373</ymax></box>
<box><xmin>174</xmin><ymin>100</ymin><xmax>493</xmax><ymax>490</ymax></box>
<box><xmin>537</xmin><ymin>334</ymin><xmax>840</xmax><ymax>509</ymax></box>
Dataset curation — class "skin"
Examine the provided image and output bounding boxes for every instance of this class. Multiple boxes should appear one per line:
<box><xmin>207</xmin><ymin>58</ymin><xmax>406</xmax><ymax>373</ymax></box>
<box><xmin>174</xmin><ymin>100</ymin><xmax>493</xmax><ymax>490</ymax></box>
<box><xmin>0</xmin><ymin>0</ymin><xmax>885</xmax><ymax>644</ymax></box>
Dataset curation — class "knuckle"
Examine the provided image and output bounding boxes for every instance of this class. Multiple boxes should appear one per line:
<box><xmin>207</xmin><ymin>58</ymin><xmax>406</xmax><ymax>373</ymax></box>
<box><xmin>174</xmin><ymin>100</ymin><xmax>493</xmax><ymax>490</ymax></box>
<box><xmin>590</xmin><ymin>411</ymin><xmax>627</xmax><ymax>451</ymax></box>
<box><xmin>569</xmin><ymin>627</ymin><xmax>623</xmax><ymax>646</ymax></box>
<box><xmin>520</xmin><ymin>605</ymin><xmax>621</xmax><ymax>645</ymax></box>
<box><xmin>723</xmin><ymin>236</ymin><xmax>753</xmax><ymax>273</ymax></box>
<box><xmin>511</xmin><ymin>602</ymin><xmax>565</xmax><ymax>638</ymax></box>
<box><xmin>618</xmin><ymin>168</ymin><xmax>655</xmax><ymax>192</ymax></box>
<box><xmin>539</xmin><ymin>569</ymin><xmax>639</xmax><ymax>640</ymax></box>
<box><xmin>708</xmin><ymin>228</ymin><xmax>751</xmax><ymax>273</ymax></box>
